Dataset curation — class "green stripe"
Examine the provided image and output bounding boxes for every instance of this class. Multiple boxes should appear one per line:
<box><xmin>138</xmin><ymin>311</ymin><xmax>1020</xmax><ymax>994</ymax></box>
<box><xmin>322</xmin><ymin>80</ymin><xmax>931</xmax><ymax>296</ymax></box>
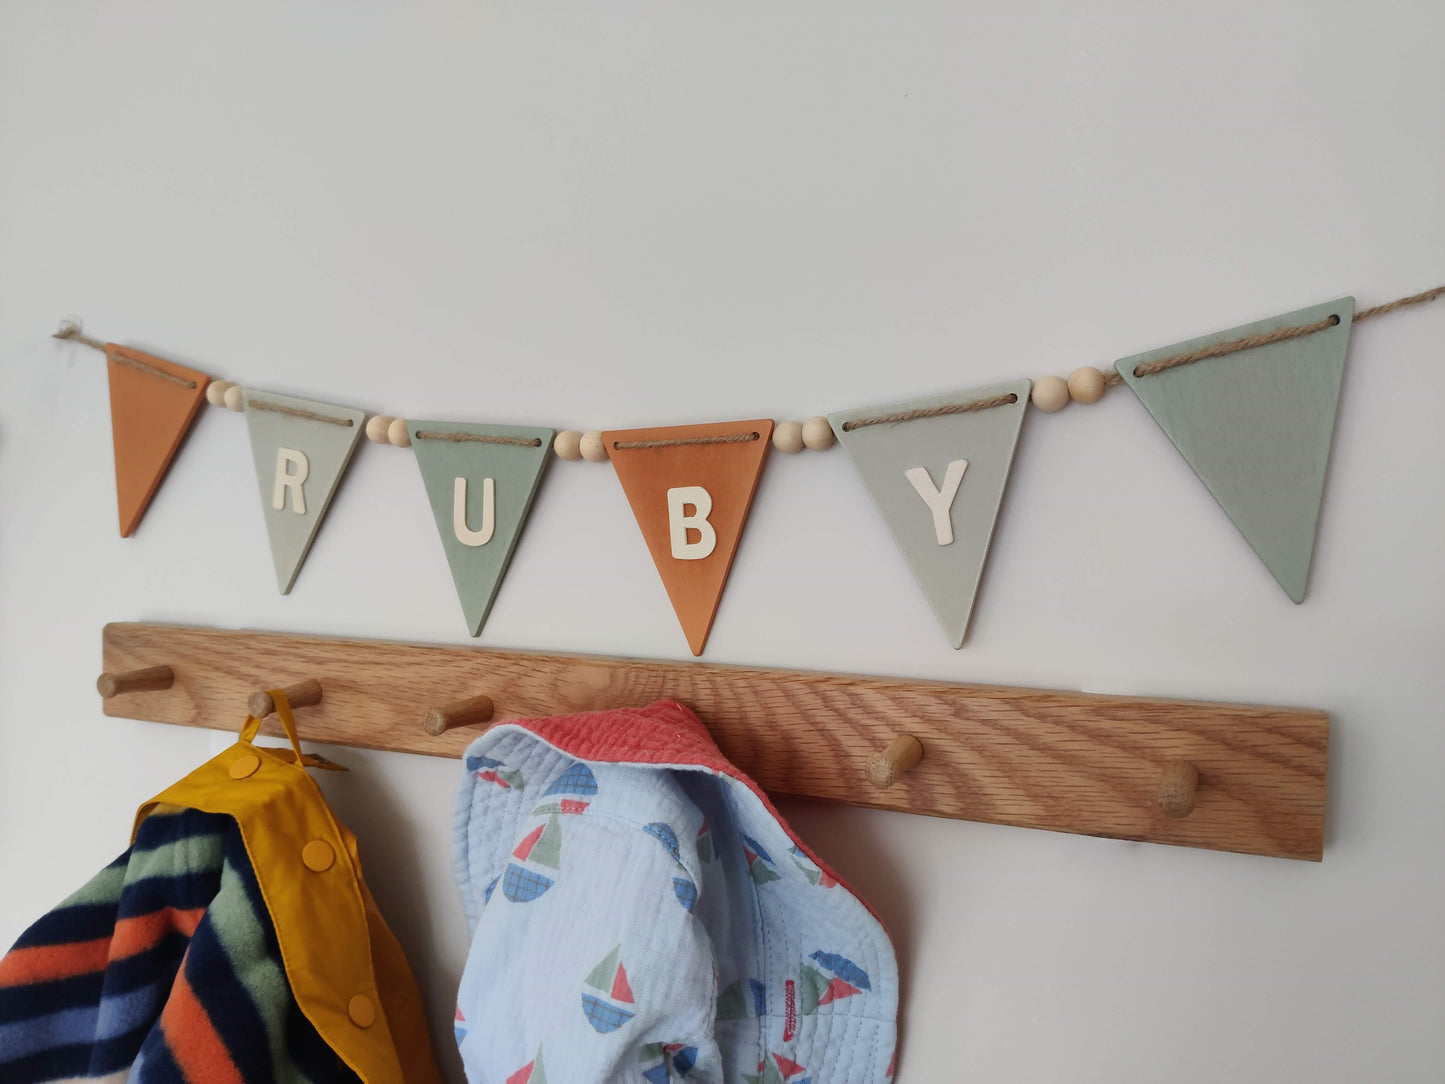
<box><xmin>205</xmin><ymin>855</ymin><xmax>300</xmax><ymax>1078</ymax></box>
<box><xmin>121</xmin><ymin>830</ymin><xmax>226</xmax><ymax>887</ymax></box>
<box><xmin>54</xmin><ymin>860</ymin><xmax>129</xmax><ymax>909</ymax></box>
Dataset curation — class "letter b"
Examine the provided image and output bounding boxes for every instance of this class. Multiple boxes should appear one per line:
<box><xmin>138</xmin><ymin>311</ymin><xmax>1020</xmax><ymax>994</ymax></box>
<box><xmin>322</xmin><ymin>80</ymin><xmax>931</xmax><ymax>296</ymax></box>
<box><xmin>668</xmin><ymin>486</ymin><xmax>717</xmax><ymax>560</ymax></box>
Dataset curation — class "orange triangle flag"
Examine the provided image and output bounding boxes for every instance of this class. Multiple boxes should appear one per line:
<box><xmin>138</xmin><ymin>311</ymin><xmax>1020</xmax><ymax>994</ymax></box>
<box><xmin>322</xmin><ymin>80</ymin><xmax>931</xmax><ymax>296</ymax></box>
<box><xmin>105</xmin><ymin>345</ymin><xmax>210</xmax><ymax>537</ymax></box>
<box><xmin>603</xmin><ymin>419</ymin><xmax>773</xmax><ymax>656</ymax></box>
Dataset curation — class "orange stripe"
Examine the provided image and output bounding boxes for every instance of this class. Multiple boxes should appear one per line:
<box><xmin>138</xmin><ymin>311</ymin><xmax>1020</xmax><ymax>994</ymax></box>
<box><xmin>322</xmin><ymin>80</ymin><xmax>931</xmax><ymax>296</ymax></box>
<box><xmin>0</xmin><ymin>937</ymin><xmax>112</xmax><ymax>985</ymax></box>
<box><xmin>159</xmin><ymin>962</ymin><xmax>244</xmax><ymax>1084</ymax></box>
<box><xmin>110</xmin><ymin>907</ymin><xmax>207</xmax><ymax>961</ymax></box>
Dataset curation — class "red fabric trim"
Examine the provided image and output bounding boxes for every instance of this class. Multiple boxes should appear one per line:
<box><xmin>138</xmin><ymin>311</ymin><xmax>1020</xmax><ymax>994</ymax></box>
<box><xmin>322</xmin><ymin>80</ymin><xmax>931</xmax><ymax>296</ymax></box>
<box><xmin>504</xmin><ymin>700</ymin><xmax>885</xmax><ymax>929</ymax></box>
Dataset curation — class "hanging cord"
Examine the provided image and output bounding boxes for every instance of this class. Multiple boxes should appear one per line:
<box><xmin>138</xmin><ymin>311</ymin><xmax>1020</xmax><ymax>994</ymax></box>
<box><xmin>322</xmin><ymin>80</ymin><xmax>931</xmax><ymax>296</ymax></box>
<box><xmin>53</xmin><ymin>284</ymin><xmax>1442</xmax><ymax>426</ymax></box>
<box><xmin>413</xmin><ymin>430</ymin><xmax>543</xmax><ymax>447</ymax></box>
<box><xmin>246</xmin><ymin>397</ymin><xmax>354</xmax><ymax>427</ymax></box>
<box><xmin>52</xmin><ymin>323</ymin><xmax>198</xmax><ymax>388</ymax></box>
<box><xmin>613</xmin><ymin>432</ymin><xmax>760</xmax><ymax>449</ymax></box>
<box><xmin>51</xmin><ymin>322</ymin><xmax>107</xmax><ymax>352</ymax></box>
<box><xmin>841</xmin><ymin>393</ymin><xmax>1019</xmax><ymax>432</ymax></box>
<box><xmin>1129</xmin><ymin>285</ymin><xmax>1444</xmax><ymax>379</ymax></box>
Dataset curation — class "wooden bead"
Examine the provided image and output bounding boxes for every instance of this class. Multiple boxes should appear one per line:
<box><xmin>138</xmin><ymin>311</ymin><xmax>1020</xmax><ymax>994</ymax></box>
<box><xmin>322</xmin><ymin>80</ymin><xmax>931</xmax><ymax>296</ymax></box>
<box><xmin>1030</xmin><ymin>375</ymin><xmax>1069</xmax><ymax>412</ymax></box>
<box><xmin>1157</xmin><ymin>759</ymin><xmax>1201</xmax><ymax>819</ymax></box>
<box><xmin>772</xmin><ymin>421</ymin><xmax>805</xmax><ymax>454</ymax></box>
<box><xmin>554</xmin><ymin>430</ymin><xmax>584</xmax><ymax>461</ymax></box>
<box><xmin>365</xmin><ymin>415</ymin><xmax>394</xmax><ymax>444</ymax></box>
<box><xmin>223</xmin><ymin>384</ymin><xmax>246</xmax><ymax>412</ymax></box>
<box><xmin>205</xmin><ymin>380</ymin><xmax>233</xmax><ymax>407</ymax></box>
<box><xmin>578</xmin><ymin>431</ymin><xmax>609</xmax><ymax>462</ymax></box>
<box><xmin>387</xmin><ymin>418</ymin><xmax>411</xmax><ymax>447</ymax></box>
<box><xmin>801</xmin><ymin>416</ymin><xmax>835</xmax><ymax>451</ymax></box>
<box><xmin>1067</xmin><ymin>366</ymin><xmax>1106</xmax><ymax>404</ymax></box>
<box><xmin>866</xmin><ymin>734</ymin><xmax>924</xmax><ymax>788</ymax></box>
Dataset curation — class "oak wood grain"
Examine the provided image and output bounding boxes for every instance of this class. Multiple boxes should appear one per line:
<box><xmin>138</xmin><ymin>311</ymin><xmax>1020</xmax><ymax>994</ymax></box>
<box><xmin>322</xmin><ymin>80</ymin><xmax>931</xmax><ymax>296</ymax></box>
<box><xmin>100</xmin><ymin>622</ymin><xmax>1328</xmax><ymax>860</ymax></box>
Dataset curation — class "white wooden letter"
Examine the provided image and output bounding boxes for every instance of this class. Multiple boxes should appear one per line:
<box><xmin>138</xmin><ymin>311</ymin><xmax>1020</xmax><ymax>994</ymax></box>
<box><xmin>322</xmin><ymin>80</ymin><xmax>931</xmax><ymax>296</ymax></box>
<box><xmin>453</xmin><ymin>476</ymin><xmax>496</xmax><ymax>547</ymax></box>
<box><xmin>668</xmin><ymin>485</ymin><xmax>717</xmax><ymax>560</ymax></box>
<box><xmin>272</xmin><ymin>448</ymin><xmax>309</xmax><ymax>514</ymax></box>
<box><xmin>905</xmin><ymin>459</ymin><xmax>968</xmax><ymax>545</ymax></box>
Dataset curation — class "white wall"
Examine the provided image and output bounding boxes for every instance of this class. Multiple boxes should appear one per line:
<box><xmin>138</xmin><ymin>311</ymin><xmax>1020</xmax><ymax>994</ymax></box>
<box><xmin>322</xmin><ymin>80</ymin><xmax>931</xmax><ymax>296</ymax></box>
<box><xmin>2</xmin><ymin>3</ymin><xmax>1443</xmax><ymax>1080</ymax></box>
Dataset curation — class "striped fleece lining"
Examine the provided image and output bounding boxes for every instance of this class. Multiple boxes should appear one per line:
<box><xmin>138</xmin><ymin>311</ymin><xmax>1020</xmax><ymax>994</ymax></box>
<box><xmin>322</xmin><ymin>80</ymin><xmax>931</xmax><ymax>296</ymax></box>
<box><xmin>0</xmin><ymin>808</ymin><xmax>360</xmax><ymax>1083</ymax></box>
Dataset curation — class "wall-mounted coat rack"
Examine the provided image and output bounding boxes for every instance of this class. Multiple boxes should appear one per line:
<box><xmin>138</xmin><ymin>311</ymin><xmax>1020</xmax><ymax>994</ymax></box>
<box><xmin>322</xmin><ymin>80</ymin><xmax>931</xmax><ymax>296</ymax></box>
<box><xmin>98</xmin><ymin>622</ymin><xmax>1328</xmax><ymax>860</ymax></box>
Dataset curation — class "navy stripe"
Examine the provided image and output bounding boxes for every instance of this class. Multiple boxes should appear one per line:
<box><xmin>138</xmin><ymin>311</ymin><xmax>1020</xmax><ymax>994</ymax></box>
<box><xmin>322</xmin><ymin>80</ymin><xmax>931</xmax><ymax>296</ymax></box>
<box><xmin>0</xmin><ymin>967</ymin><xmax>106</xmax><ymax>1020</ymax></box>
<box><xmin>135</xmin><ymin>1022</ymin><xmax>188</xmax><ymax>1083</ymax></box>
<box><xmin>12</xmin><ymin>900</ymin><xmax>122</xmax><ymax>948</ymax></box>
<box><xmin>85</xmin><ymin>1016</ymin><xmax>172</xmax><ymax>1075</ymax></box>
<box><xmin>0</xmin><ymin>1040</ymin><xmax>95</xmax><ymax>1082</ymax></box>
<box><xmin>129</xmin><ymin>808</ymin><xmax>232</xmax><ymax>854</ymax></box>
<box><xmin>113</xmin><ymin>870</ymin><xmax>224</xmax><ymax>918</ymax></box>
<box><xmin>286</xmin><ymin>992</ymin><xmax>360</xmax><ymax>1082</ymax></box>
<box><xmin>187</xmin><ymin>909</ymin><xmax>276</xmax><ymax>1084</ymax></box>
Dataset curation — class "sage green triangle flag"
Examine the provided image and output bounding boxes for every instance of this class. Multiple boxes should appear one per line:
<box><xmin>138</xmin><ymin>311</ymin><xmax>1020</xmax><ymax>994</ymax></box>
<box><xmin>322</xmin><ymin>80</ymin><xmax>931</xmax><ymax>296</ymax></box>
<box><xmin>830</xmin><ymin>379</ymin><xmax>1031</xmax><ymax>648</ymax></box>
<box><xmin>243</xmin><ymin>390</ymin><xmax>366</xmax><ymax>594</ymax></box>
<box><xmin>1116</xmin><ymin>297</ymin><xmax>1353</xmax><ymax>603</ymax></box>
<box><xmin>408</xmin><ymin>420</ymin><xmax>554</xmax><ymax>636</ymax></box>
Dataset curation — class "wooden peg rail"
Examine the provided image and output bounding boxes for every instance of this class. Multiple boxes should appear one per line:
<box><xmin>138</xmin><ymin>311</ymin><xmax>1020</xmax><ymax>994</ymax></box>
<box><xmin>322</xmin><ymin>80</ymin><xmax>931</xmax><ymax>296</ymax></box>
<box><xmin>99</xmin><ymin>622</ymin><xmax>1328</xmax><ymax>861</ymax></box>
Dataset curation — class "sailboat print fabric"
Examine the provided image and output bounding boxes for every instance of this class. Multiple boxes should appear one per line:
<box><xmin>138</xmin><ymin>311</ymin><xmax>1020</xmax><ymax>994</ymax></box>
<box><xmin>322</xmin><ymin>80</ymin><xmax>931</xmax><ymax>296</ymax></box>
<box><xmin>452</xmin><ymin>701</ymin><xmax>898</xmax><ymax>1083</ymax></box>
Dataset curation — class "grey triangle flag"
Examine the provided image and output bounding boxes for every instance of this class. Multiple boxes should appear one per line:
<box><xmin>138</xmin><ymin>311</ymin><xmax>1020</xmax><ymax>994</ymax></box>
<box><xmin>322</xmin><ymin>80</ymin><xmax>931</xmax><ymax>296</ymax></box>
<box><xmin>242</xmin><ymin>390</ymin><xmax>366</xmax><ymax>594</ymax></box>
<box><xmin>1116</xmin><ymin>297</ymin><xmax>1353</xmax><ymax>603</ymax></box>
<box><xmin>830</xmin><ymin>379</ymin><xmax>1031</xmax><ymax>648</ymax></box>
<box><xmin>407</xmin><ymin>421</ymin><xmax>554</xmax><ymax>636</ymax></box>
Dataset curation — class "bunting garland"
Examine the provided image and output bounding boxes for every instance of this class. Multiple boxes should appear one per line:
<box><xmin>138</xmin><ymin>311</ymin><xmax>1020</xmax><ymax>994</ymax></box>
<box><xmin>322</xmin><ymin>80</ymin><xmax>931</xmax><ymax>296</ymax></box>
<box><xmin>50</xmin><ymin>284</ymin><xmax>1443</xmax><ymax>652</ymax></box>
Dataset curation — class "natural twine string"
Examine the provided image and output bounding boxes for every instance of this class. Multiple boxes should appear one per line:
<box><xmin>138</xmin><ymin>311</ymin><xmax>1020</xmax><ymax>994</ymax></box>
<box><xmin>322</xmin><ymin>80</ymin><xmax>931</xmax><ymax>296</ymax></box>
<box><xmin>613</xmin><ymin>432</ymin><xmax>760</xmax><ymax>450</ymax></box>
<box><xmin>52</xmin><ymin>326</ymin><xmax>197</xmax><ymax>389</ymax></box>
<box><xmin>843</xmin><ymin>284</ymin><xmax>1442</xmax><ymax>428</ymax></box>
<box><xmin>52</xmin><ymin>325</ymin><xmax>107</xmax><ymax>352</ymax></box>
<box><xmin>414</xmin><ymin>430</ymin><xmax>543</xmax><ymax>447</ymax></box>
<box><xmin>842</xmin><ymin>393</ymin><xmax>1019</xmax><ymax>432</ymax></box>
<box><xmin>1130</xmin><ymin>285</ymin><xmax>1444</xmax><ymax>379</ymax></box>
<box><xmin>246</xmin><ymin>398</ymin><xmax>354</xmax><ymax>427</ymax></box>
<box><xmin>53</xmin><ymin>284</ymin><xmax>1441</xmax><ymax>428</ymax></box>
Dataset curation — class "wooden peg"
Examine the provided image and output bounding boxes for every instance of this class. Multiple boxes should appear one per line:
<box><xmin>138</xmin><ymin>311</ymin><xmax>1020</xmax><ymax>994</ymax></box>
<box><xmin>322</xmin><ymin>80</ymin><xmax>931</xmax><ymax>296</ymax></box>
<box><xmin>1157</xmin><ymin>759</ymin><xmax>1201</xmax><ymax>818</ymax></box>
<box><xmin>247</xmin><ymin>678</ymin><xmax>323</xmax><ymax>718</ymax></box>
<box><xmin>97</xmin><ymin>665</ymin><xmax>174</xmax><ymax>698</ymax></box>
<box><xmin>422</xmin><ymin>694</ymin><xmax>495</xmax><ymax>737</ymax></box>
<box><xmin>866</xmin><ymin>734</ymin><xmax>924</xmax><ymax>789</ymax></box>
